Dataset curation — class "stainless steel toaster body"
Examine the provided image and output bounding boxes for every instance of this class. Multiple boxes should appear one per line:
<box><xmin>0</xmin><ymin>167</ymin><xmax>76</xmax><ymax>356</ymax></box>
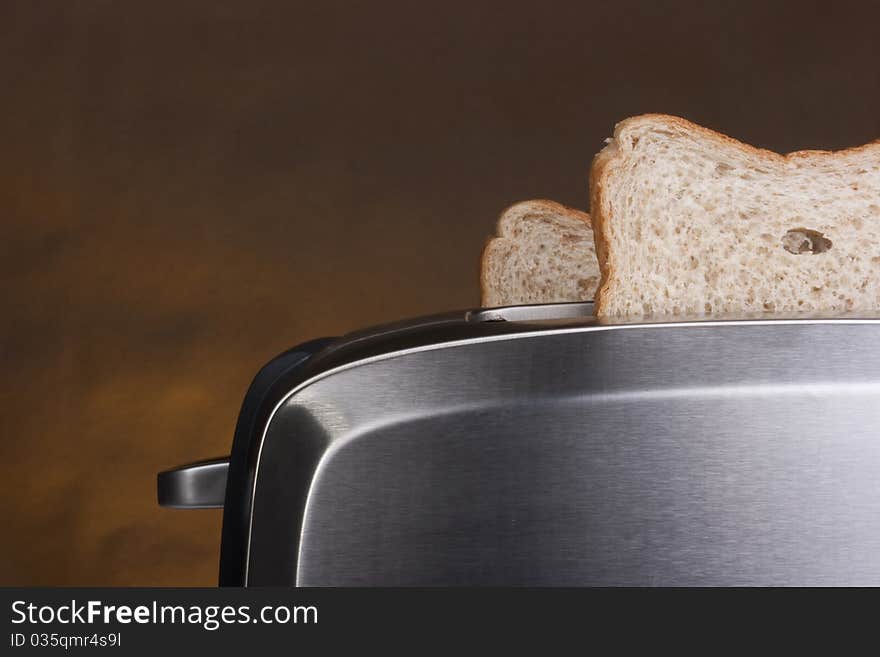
<box><xmin>159</xmin><ymin>303</ymin><xmax>880</xmax><ymax>586</ymax></box>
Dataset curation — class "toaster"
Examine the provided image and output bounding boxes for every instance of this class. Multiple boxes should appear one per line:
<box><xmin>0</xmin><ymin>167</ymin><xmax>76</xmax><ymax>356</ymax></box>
<box><xmin>158</xmin><ymin>301</ymin><xmax>880</xmax><ymax>586</ymax></box>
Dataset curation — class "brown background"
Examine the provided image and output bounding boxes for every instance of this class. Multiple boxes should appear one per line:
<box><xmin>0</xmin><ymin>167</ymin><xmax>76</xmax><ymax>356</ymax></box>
<box><xmin>3</xmin><ymin>0</ymin><xmax>880</xmax><ymax>585</ymax></box>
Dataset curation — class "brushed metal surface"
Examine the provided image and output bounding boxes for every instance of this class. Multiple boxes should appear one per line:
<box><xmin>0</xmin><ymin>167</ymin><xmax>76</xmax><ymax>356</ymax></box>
<box><xmin>247</xmin><ymin>319</ymin><xmax>880</xmax><ymax>585</ymax></box>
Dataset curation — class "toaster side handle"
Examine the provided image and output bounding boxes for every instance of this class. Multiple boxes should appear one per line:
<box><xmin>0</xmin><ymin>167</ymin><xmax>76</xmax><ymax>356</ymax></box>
<box><xmin>158</xmin><ymin>457</ymin><xmax>229</xmax><ymax>509</ymax></box>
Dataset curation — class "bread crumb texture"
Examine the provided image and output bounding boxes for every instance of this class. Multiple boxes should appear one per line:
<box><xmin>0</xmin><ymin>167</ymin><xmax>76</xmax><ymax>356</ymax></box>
<box><xmin>594</xmin><ymin>115</ymin><xmax>880</xmax><ymax>317</ymax></box>
<box><xmin>481</xmin><ymin>200</ymin><xmax>598</xmax><ymax>307</ymax></box>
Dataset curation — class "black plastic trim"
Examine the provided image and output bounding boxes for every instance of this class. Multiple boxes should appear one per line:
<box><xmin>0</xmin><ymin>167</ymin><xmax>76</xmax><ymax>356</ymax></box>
<box><xmin>218</xmin><ymin>337</ymin><xmax>337</xmax><ymax>586</ymax></box>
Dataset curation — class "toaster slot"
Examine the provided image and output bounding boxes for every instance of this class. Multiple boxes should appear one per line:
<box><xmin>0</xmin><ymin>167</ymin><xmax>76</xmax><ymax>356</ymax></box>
<box><xmin>466</xmin><ymin>301</ymin><xmax>594</xmax><ymax>323</ymax></box>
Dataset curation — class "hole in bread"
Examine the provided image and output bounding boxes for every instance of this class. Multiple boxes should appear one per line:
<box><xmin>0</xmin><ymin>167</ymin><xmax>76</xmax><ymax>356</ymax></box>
<box><xmin>781</xmin><ymin>228</ymin><xmax>832</xmax><ymax>255</ymax></box>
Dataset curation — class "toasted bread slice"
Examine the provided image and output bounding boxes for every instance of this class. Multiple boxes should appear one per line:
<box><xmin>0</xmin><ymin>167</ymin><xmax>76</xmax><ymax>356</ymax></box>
<box><xmin>480</xmin><ymin>200</ymin><xmax>599</xmax><ymax>307</ymax></box>
<box><xmin>590</xmin><ymin>114</ymin><xmax>880</xmax><ymax>317</ymax></box>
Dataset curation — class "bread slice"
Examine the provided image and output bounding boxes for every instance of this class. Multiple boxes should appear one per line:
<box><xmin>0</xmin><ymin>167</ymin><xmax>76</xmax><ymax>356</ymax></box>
<box><xmin>590</xmin><ymin>114</ymin><xmax>880</xmax><ymax>317</ymax></box>
<box><xmin>480</xmin><ymin>200</ymin><xmax>599</xmax><ymax>307</ymax></box>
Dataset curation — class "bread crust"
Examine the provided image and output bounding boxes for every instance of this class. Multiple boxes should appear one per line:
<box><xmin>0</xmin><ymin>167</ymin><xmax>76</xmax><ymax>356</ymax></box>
<box><xmin>589</xmin><ymin>114</ymin><xmax>880</xmax><ymax>316</ymax></box>
<box><xmin>588</xmin><ymin>140</ymin><xmax>617</xmax><ymax>316</ymax></box>
<box><xmin>479</xmin><ymin>200</ymin><xmax>591</xmax><ymax>307</ymax></box>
